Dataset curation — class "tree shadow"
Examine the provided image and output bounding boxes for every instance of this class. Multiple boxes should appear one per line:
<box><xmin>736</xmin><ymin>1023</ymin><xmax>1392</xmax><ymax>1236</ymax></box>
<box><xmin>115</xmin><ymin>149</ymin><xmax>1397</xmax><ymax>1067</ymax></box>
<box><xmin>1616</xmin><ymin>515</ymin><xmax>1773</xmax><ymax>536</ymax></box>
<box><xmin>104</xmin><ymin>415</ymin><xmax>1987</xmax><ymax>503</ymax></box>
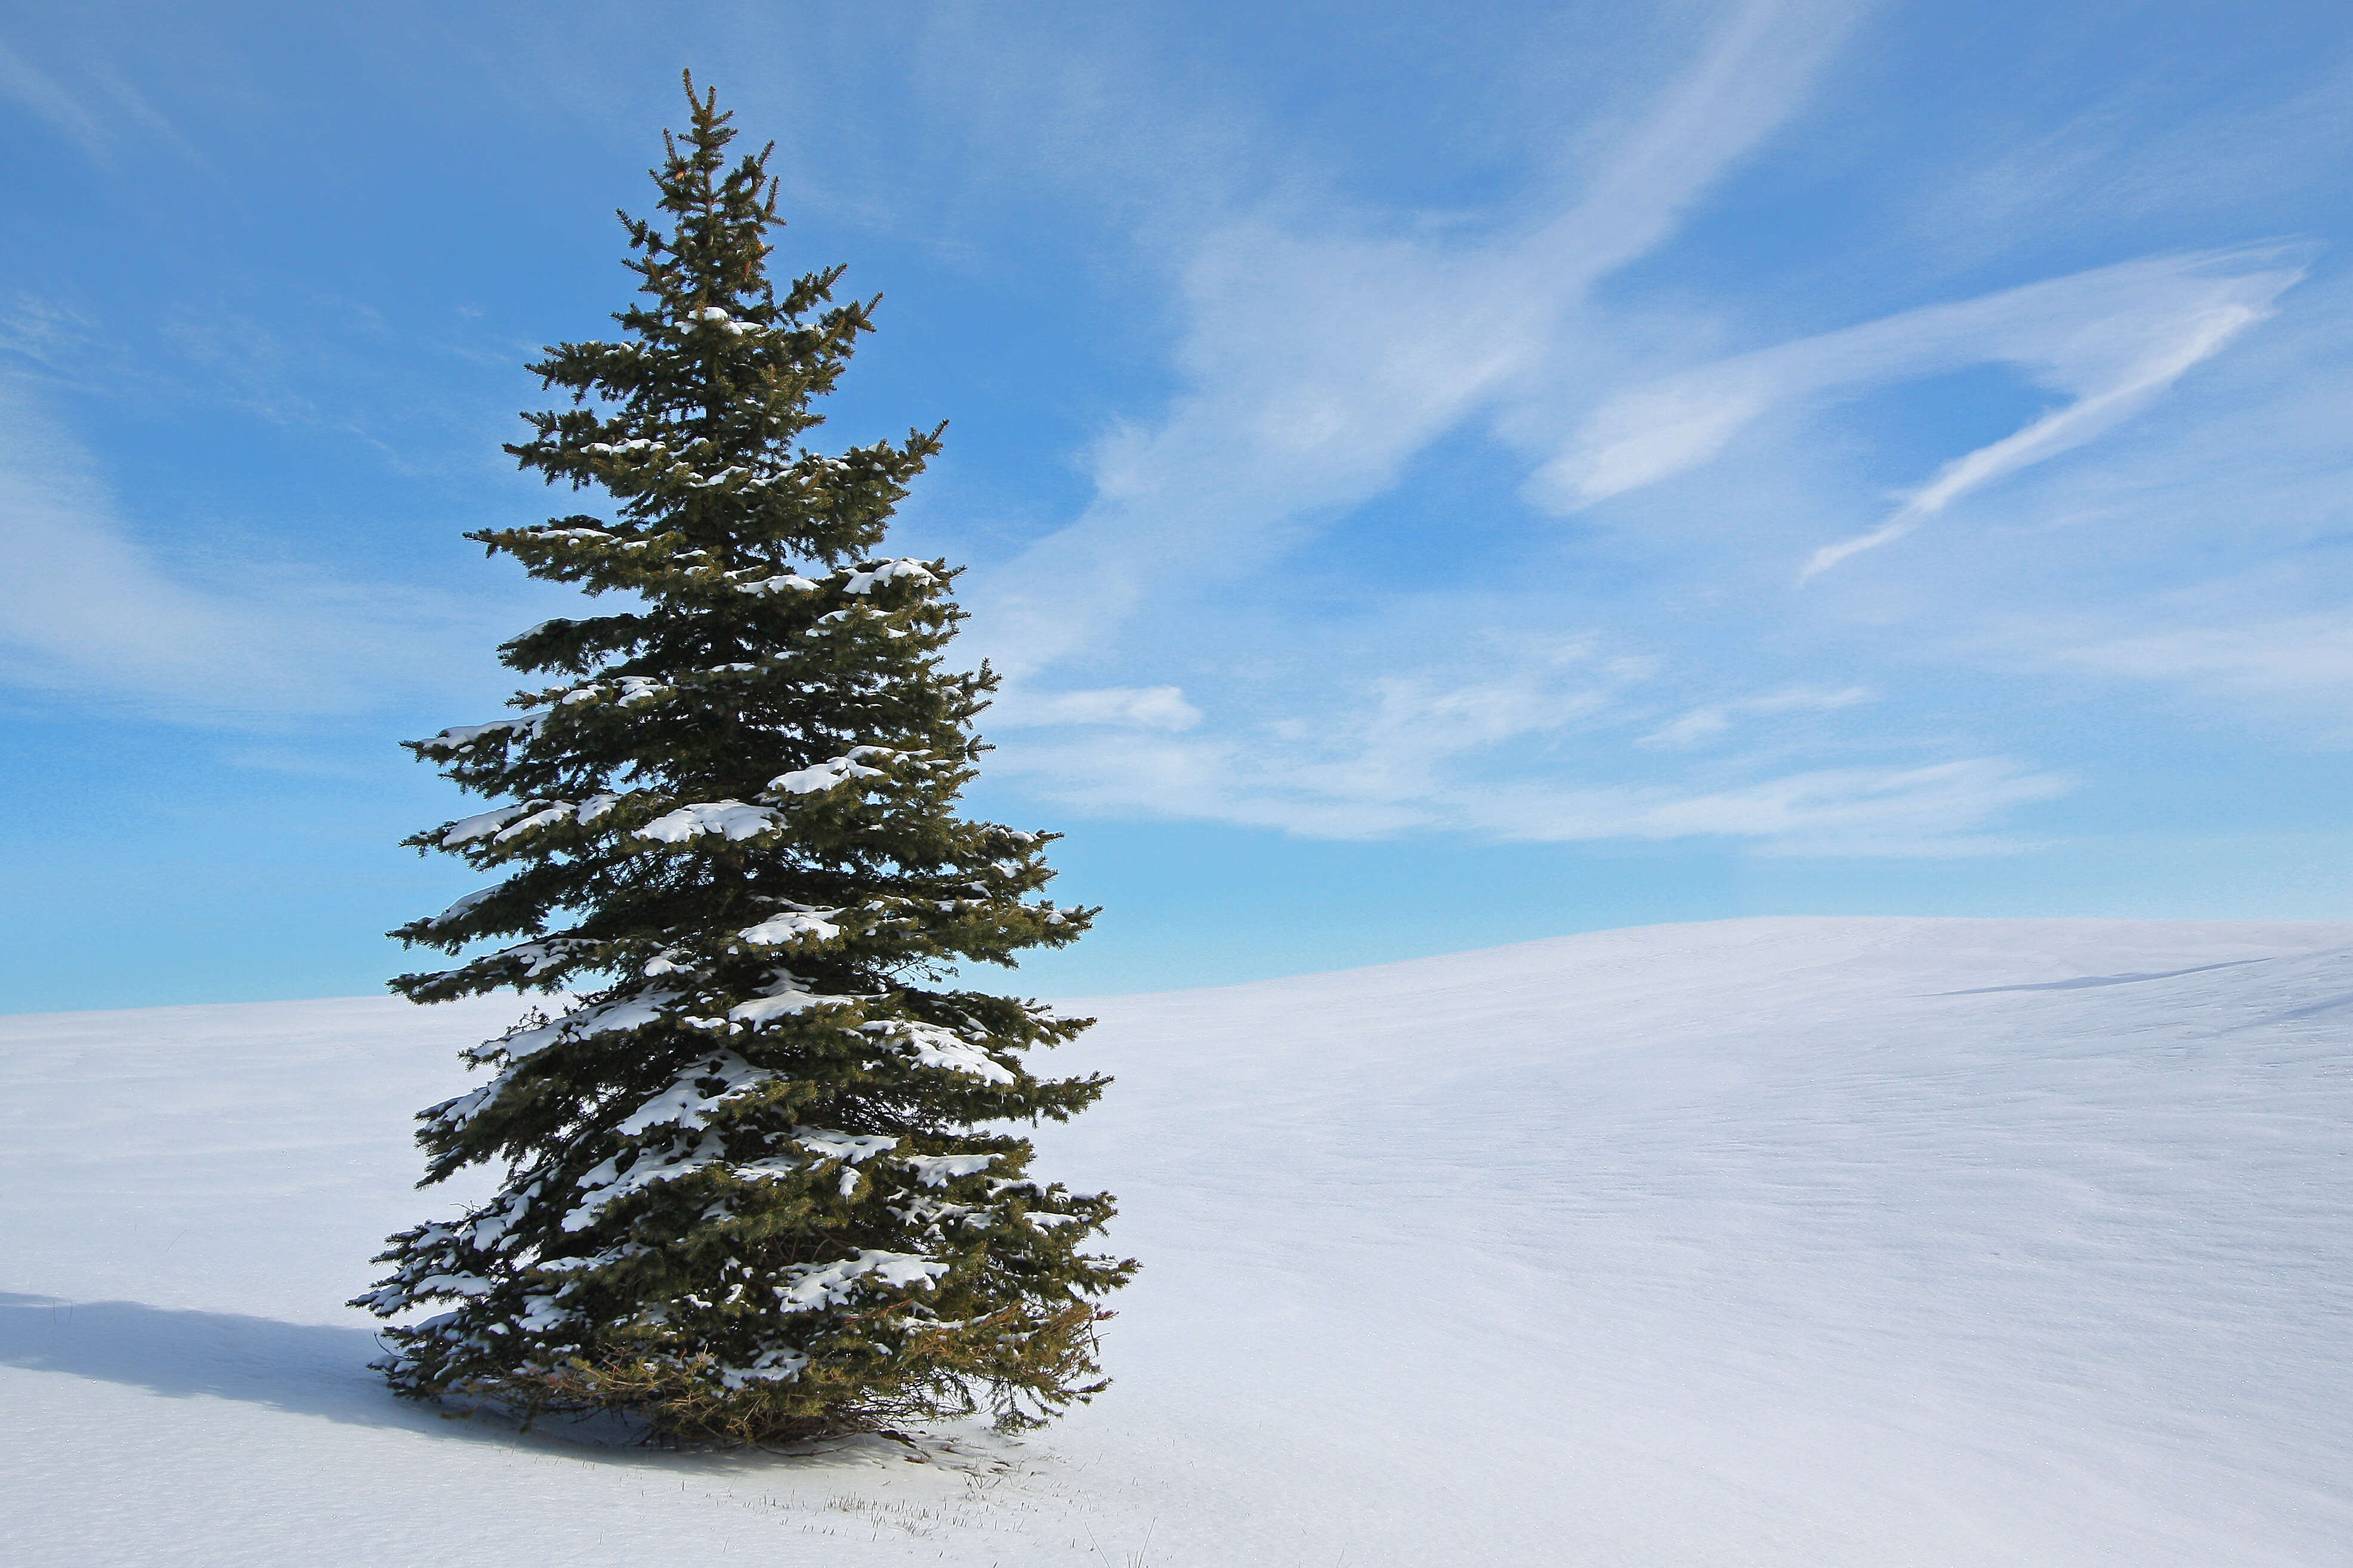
<box><xmin>0</xmin><ymin>1290</ymin><xmax>517</xmax><ymax>1439</ymax></box>
<box><xmin>0</xmin><ymin>1292</ymin><xmax>992</xmax><ymax>1474</ymax></box>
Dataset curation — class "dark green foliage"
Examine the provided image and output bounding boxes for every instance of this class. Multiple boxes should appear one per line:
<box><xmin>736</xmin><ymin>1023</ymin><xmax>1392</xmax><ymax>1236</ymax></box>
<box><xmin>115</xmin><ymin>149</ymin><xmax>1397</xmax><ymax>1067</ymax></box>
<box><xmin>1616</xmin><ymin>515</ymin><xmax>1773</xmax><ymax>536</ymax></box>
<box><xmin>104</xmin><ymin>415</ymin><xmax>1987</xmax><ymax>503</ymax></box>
<box><xmin>353</xmin><ymin>78</ymin><xmax>1132</xmax><ymax>1445</ymax></box>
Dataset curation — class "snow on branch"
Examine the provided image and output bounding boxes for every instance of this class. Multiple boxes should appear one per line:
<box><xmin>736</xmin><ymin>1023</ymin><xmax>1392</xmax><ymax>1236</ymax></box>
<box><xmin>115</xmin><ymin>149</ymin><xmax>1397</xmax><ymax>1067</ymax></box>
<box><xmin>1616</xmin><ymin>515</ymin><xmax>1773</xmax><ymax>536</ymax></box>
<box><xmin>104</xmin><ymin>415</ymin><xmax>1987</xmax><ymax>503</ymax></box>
<box><xmin>428</xmin><ymin>886</ymin><xmax>500</xmax><ymax>928</ymax></box>
<box><xmin>616</xmin><ymin>1050</ymin><xmax>779</xmax><ymax>1136</ymax></box>
<box><xmin>725</xmin><ymin>973</ymin><xmax>862</xmax><ymax>1023</ymax></box>
<box><xmin>735</xmin><ymin>908</ymin><xmax>842</xmax><ymax>948</ymax></box>
<box><xmin>843</xmin><ymin>558</ymin><xmax>937</xmax><ymax>596</ymax></box>
<box><xmin>772</xmin><ymin>1250</ymin><xmax>945</xmax><ymax>1313</ymax></box>
<box><xmin>764</xmin><ymin>746</ymin><xmax>907</xmax><ymax>797</ymax></box>
<box><xmin>467</xmin><ymin>988</ymin><xmax>679</xmax><ymax>1065</ymax></box>
<box><xmin>902</xmin><ymin>1153</ymin><xmax>999</xmax><ymax>1187</ymax></box>
<box><xmin>738</xmin><ymin>572</ymin><xmax>821</xmax><ymax>596</ymax></box>
<box><xmin>422</xmin><ymin>715</ymin><xmax>547</xmax><ymax>753</ymax></box>
<box><xmin>861</xmin><ymin>1019</ymin><xmax>1015</xmax><ymax>1084</ymax></box>
<box><xmin>441</xmin><ymin>805</ymin><xmax>532</xmax><ymax>846</ymax></box>
<box><xmin>638</xmin><ymin>800</ymin><xmax>781</xmax><ymax>843</ymax></box>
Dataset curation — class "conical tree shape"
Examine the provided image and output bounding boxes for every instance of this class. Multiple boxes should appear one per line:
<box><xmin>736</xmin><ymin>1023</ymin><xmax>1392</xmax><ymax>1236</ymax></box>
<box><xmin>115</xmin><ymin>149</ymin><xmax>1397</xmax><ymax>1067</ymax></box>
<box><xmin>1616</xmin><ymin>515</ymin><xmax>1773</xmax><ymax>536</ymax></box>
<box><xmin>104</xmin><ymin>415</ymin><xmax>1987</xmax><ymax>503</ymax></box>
<box><xmin>355</xmin><ymin>79</ymin><xmax>1132</xmax><ymax>1445</ymax></box>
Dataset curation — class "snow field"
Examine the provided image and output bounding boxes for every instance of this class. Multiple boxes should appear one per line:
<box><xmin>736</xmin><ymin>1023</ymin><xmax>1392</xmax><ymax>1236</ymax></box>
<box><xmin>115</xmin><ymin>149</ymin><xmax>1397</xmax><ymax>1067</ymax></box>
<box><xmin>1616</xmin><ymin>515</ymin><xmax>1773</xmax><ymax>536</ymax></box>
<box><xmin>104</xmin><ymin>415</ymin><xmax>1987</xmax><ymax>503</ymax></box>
<box><xmin>2</xmin><ymin>916</ymin><xmax>2348</xmax><ymax>1565</ymax></box>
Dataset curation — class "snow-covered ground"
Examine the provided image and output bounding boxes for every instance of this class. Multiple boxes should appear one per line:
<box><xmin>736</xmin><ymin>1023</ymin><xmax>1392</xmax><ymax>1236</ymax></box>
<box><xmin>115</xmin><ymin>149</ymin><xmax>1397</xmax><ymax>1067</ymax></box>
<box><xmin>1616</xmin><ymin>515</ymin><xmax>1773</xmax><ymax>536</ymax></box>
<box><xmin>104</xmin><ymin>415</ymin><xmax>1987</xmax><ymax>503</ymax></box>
<box><xmin>4</xmin><ymin>917</ymin><xmax>2348</xmax><ymax>1566</ymax></box>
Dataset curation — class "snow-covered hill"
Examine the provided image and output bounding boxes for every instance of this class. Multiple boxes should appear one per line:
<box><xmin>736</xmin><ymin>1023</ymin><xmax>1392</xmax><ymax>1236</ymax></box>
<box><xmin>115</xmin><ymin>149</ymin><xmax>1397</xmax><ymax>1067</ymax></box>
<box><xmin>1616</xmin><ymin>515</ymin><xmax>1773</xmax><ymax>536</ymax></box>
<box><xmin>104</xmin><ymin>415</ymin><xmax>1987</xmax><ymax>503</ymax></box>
<box><xmin>4</xmin><ymin>917</ymin><xmax>2348</xmax><ymax>1566</ymax></box>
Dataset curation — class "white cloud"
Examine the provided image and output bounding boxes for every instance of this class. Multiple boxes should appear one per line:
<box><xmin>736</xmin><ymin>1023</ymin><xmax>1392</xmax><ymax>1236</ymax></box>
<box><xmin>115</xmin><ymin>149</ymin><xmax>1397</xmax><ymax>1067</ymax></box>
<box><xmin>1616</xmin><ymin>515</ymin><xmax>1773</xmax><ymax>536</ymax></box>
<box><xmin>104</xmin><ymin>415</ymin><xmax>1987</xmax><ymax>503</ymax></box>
<box><xmin>951</xmin><ymin>2</ymin><xmax>2173</xmax><ymax>856</ymax></box>
<box><xmin>999</xmin><ymin>707</ymin><xmax>2069</xmax><ymax>856</ymax></box>
<box><xmin>1579</xmin><ymin>757</ymin><xmax>2065</xmax><ymax>842</ymax></box>
<box><xmin>0</xmin><ymin>384</ymin><xmax>490</xmax><ymax>723</ymax></box>
<box><xmin>20</xmin><ymin>0</ymin><xmax>2320</xmax><ymax>868</ymax></box>
<box><xmin>989</xmin><ymin>638</ymin><xmax>2056</xmax><ymax>856</ymax></box>
<box><xmin>0</xmin><ymin>35</ymin><xmax>196</xmax><ymax>168</ymax></box>
<box><xmin>1907</xmin><ymin>57</ymin><xmax>2353</xmax><ymax>264</ymax></box>
<box><xmin>1525</xmin><ymin>247</ymin><xmax>2303</xmax><ymax>577</ymax></box>
<box><xmin>2052</xmin><ymin>615</ymin><xmax>2353</xmax><ymax>707</ymax></box>
<box><xmin>1835</xmin><ymin>273</ymin><xmax>2353</xmax><ymax>744</ymax></box>
<box><xmin>1799</xmin><ymin>292</ymin><xmax>2287</xmax><ymax>580</ymax></box>
<box><xmin>968</xmin><ymin>0</ymin><xmax>1866</xmax><ymax>681</ymax></box>
<box><xmin>0</xmin><ymin>38</ymin><xmax>115</xmax><ymax>159</ymax></box>
<box><xmin>1639</xmin><ymin>685</ymin><xmax>1873</xmax><ymax>749</ymax></box>
<box><xmin>989</xmin><ymin>684</ymin><xmax>1202</xmax><ymax>731</ymax></box>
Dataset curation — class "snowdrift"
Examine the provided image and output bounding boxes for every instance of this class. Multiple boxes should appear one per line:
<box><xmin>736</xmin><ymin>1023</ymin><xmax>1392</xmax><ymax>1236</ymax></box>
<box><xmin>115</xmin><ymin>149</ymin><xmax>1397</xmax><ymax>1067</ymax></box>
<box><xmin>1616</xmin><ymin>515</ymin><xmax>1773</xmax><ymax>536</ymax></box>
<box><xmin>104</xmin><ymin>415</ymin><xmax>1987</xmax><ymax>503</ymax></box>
<box><xmin>3</xmin><ymin>916</ymin><xmax>2348</xmax><ymax>1565</ymax></box>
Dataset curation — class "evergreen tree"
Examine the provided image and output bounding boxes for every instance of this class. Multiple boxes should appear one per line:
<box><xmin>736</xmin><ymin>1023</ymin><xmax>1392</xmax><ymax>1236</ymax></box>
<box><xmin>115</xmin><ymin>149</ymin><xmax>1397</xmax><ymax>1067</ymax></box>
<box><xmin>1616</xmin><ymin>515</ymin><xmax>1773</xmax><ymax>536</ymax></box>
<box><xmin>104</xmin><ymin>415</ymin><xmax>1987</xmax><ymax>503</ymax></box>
<box><xmin>354</xmin><ymin>79</ymin><xmax>1132</xmax><ymax>1445</ymax></box>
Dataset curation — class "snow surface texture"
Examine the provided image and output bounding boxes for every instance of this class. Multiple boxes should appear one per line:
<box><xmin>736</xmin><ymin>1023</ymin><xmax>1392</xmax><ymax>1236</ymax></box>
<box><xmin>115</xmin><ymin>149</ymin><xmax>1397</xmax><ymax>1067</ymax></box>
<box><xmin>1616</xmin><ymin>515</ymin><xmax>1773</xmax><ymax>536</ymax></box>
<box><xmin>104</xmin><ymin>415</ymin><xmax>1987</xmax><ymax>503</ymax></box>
<box><xmin>2</xmin><ymin>917</ymin><xmax>2348</xmax><ymax>1566</ymax></box>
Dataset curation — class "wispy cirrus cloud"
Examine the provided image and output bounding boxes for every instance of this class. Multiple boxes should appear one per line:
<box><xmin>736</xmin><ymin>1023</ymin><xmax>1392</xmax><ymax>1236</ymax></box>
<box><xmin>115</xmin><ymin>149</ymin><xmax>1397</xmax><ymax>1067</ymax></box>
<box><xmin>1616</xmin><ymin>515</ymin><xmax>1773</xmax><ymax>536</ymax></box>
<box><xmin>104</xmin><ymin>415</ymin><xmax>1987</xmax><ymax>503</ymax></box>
<box><xmin>942</xmin><ymin>0</ymin><xmax>2193</xmax><ymax>858</ymax></box>
<box><xmin>987</xmin><ymin>627</ymin><xmax>2061</xmax><ymax>855</ymax></box>
<box><xmin>0</xmin><ymin>33</ymin><xmax>201</xmax><ymax>168</ymax></box>
<box><xmin>1639</xmin><ymin>686</ymin><xmax>1873</xmax><ymax>750</ymax></box>
<box><xmin>0</xmin><ymin>384</ymin><xmax>492</xmax><ymax>725</ymax></box>
<box><xmin>956</xmin><ymin>0</ymin><xmax>2030</xmax><ymax>855</ymax></box>
<box><xmin>1527</xmin><ymin>246</ymin><xmax>2305</xmax><ymax>578</ymax></box>
<box><xmin>1906</xmin><ymin>55</ymin><xmax>2353</xmax><ymax>265</ymax></box>
<box><xmin>2059</xmin><ymin>616</ymin><xmax>2353</xmax><ymax>695</ymax></box>
<box><xmin>1000</xmin><ymin>717</ymin><xmax>2068</xmax><ymax>856</ymax></box>
<box><xmin>2039</xmin><ymin>610</ymin><xmax>2353</xmax><ymax>749</ymax></box>
<box><xmin>9</xmin><ymin>0</ymin><xmax>2337</xmax><ymax>870</ymax></box>
<box><xmin>969</xmin><ymin>0</ymin><xmax>1869</xmax><ymax>681</ymax></box>
<box><xmin>989</xmin><ymin>684</ymin><xmax>1203</xmax><ymax>732</ymax></box>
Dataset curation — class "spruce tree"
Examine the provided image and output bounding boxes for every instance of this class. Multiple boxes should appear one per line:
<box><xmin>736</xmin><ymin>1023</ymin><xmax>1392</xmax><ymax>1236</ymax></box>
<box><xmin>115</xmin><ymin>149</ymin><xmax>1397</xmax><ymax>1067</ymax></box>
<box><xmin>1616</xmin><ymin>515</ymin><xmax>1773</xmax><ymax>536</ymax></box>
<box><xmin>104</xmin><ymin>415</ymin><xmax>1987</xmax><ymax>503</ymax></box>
<box><xmin>354</xmin><ymin>79</ymin><xmax>1132</xmax><ymax>1445</ymax></box>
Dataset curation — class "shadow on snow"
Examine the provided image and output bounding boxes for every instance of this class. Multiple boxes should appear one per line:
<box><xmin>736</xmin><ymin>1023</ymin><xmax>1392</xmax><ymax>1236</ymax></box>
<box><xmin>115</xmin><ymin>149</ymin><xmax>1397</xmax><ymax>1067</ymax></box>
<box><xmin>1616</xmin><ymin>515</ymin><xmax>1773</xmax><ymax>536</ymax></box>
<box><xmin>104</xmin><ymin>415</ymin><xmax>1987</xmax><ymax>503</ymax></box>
<box><xmin>0</xmin><ymin>1292</ymin><xmax>949</xmax><ymax>1473</ymax></box>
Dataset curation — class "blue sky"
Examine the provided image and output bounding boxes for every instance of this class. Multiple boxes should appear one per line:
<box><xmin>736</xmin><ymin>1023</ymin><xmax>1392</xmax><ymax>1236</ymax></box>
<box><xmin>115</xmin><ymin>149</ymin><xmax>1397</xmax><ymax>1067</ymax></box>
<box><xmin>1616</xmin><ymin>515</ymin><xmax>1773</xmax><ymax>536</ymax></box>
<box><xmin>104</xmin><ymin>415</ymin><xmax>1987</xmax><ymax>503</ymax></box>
<box><xmin>2</xmin><ymin>1</ymin><xmax>2348</xmax><ymax>1011</ymax></box>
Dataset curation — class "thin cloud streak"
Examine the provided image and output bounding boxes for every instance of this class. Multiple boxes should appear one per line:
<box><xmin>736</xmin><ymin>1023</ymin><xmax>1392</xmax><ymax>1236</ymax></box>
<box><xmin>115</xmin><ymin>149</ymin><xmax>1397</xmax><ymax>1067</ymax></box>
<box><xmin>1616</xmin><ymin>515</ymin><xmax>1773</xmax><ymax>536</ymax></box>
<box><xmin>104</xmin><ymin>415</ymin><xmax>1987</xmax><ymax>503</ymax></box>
<box><xmin>1639</xmin><ymin>685</ymin><xmax>1873</xmax><ymax>749</ymax></box>
<box><xmin>1530</xmin><ymin>247</ymin><xmax>2302</xmax><ymax>577</ymax></box>
<box><xmin>0</xmin><ymin>34</ymin><xmax>200</xmax><ymax>169</ymax></box>
<box><xmin>10</xmin><ymin>1</ymin><xmax>2331</xmax><ymax>872</ymax></box>
<box><xmin>0</xmin><ymin>38</ymin><xmax>115</xmax><ymax>160</ymax></box>
<box><xmin>969</xmin><ymin>0</ymin><xmax>1866</xmax><ymax>682</ymax></box>
<box><xmin>1799</xmin><ymin>290</ymin><xmax>2286</xmax><ymax>579</ymax></box>
<box><xmin>996</xmin><ymin>716</ymin><xmax>2070</xmax><ymax>856</ymax></box>
<box><xmin>2055</xmin><ymin>616</ymin><xmax>2353</xmax><ymax>703</ymax></box>
<box><xmin>988</xmin><ymin>684</ymin><xmax>1203</xmax><ymax>732</ymax></box>
<box><xmin>953</xmin><ymin>0</ymin><xmax>2239</xmax><ymax>858</ymax></box>
<box><xmin>0</xmin><ymin>385</ymin><xmax>492</xmax><ymax>724</ymax></box>
<box><xmin>986</xmin><ymin>632</ymin><xmax>2063</xmax><ymax>856</ymax></box>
